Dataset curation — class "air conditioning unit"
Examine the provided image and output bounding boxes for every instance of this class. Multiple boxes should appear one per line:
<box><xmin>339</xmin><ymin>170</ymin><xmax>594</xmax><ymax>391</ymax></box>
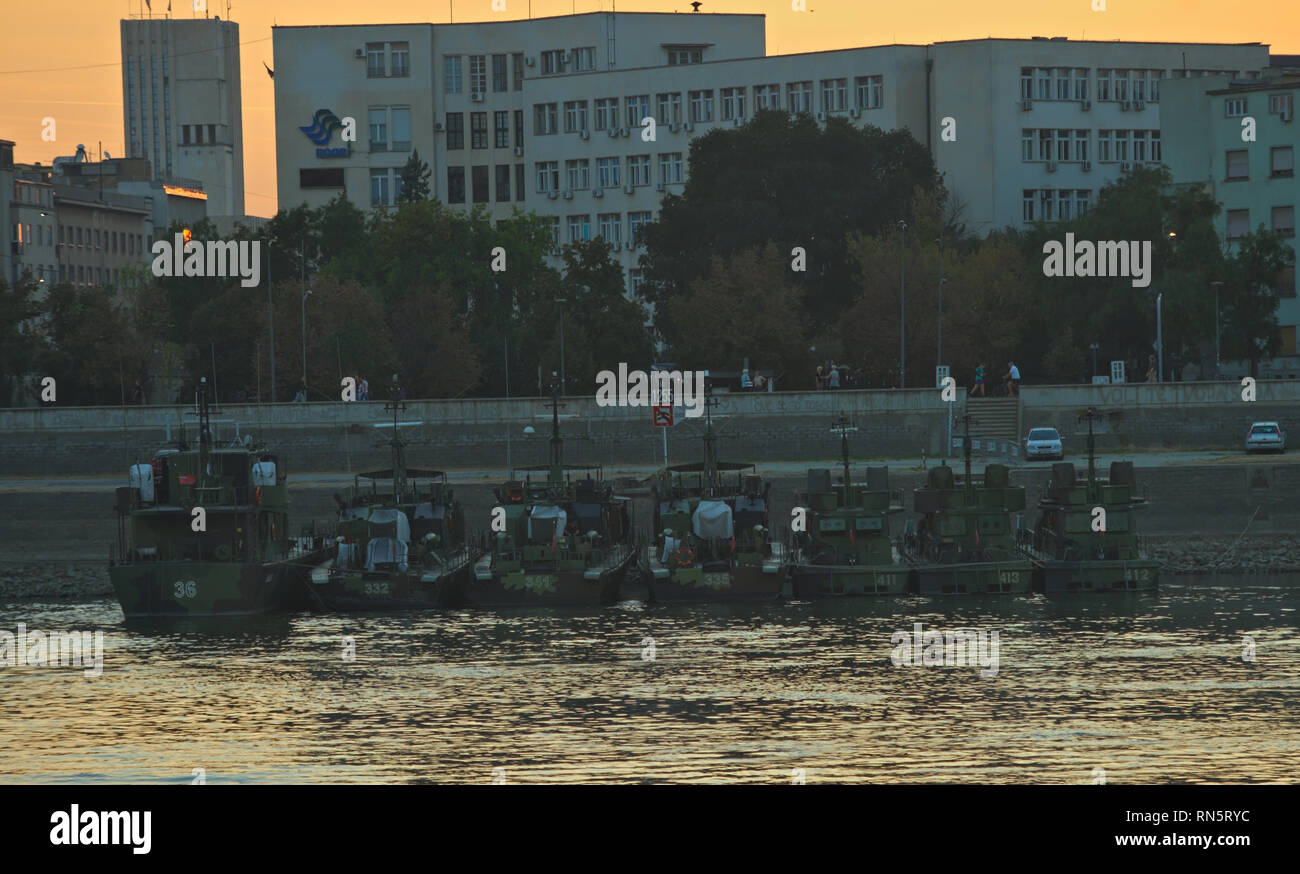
<box><xmin>619</xmin><ymin>127</ymin><xmax>629</xmax><ymax>137</ymax></box>
<box><xmin>354</xmin><ymin>48</ymin><xmax>365</xmax><ymax>58</ymax></box>
<box><xmin>525</xmin><ymin>56</ymin><xmax>536</xmax><ymax>67</ymax></box>
<box><xmin>626</xmin><ymin>241</ymin><xmax>637</xmax><ymax>251</ymax></box>
<box><xmin>1081</xmin><ymin>99</ymin><xmax>1091</xmax><ymax>111</ymax></box>
<box><xmin>655</xmin><ymin>181</ymin><xmax>665</xmax><ymax>191</ymax></box>
<box><xmin>547</xmin><ymin>191</ymin><xmax>558</xmax><ymax>200</ymax></box>
<box><xmin>1282</xmin><ymin>108</ymin><xmax>1294</xmax><ymax>123</ymax></box>
<box><xmin>1120</xmin><ymin>161</ymin><xmax>1133</xmax><ymax>172</ymax></box>
<box><xmin>580</xmin><ymin>129</ymin><xmax>589</xmax><ymax>140</ymax></box>
<box><xmin>593</xmin><ymin>188</ymin><xmax>604</xmax><ymax>198</ymax></box>
<box><xmin>623</xmin><ymin>184</ymin><xmax>634</xmax><ymax>194</ymax></box>
<box><xmin>683</xmin><ymin>121</ymin><xmax>694</xmax><ymax>132</ymax></box>
<box><xmin>669</xmin><ymin>122</ymin><xmax>680</xmax><ymax>133</ymax></box>
<box><xmin>1020</xmin><ymin>99</ymin><xmax>1033</xmax><ymax>111</ymax></box>
<box><xmin>562</xmin><ymin>190</ymin><xmax>573</xmax><ymax>199</ymax></box>
<box><xmin>849</xmin><ymin>107</ymin><xmax>860</xmax><ymax>118</ymax></box>
<box><xmin>559</xmin><ymin>52</ymin><xmax>570</xmax><ymax>64</ymax></box>
<box><xmin>471</xmin><ymin>93</ymin><xmax>484</xmax><ymax>103</ymax></box>
<box><xmin>514</xmin><ymin>146</ymin><xmax>524</xmax><ymax>157</ymax></box>
<box><xmin>1120</xmin><ymin>100</ymin><xmax>1131</xmax><ymax>111</ymax></box>
<box><xmin>1135</xmin><ymin>100</ymin><xmax>1145</xmax><ymax>111</ymax></box>
<box><xmin>435</xmin><ymin>122</ymin><xmax>445</xmax><ymax>132</ymax></box>
<box><xmin>1046</xmin><ymin>161</ymin><xmax>1058</xmax><ymax>173</ymax></box>
<box><xmin>816</xmin><ymin>111</ymin><xmax>827</xmax><ymax>121</ymax></box>
<box><xmin>1083</xmin><ymin>160</ymin><xmax>1092</xmax><ymax>172</ymax></box>
<box><xmin>732</xmin><ymin>118</ymin><xmax>743</xmax><ymax>126</ymax></box>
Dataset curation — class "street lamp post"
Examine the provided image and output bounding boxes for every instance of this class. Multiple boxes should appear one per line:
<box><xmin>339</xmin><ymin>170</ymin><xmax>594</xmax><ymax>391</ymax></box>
<box><xmin>898</xmin><ymin>220</ymin><xmax>907</xmax><ymax>388</ymax></box>
<box><xmin>1210</xmin><ymin>280</ymin><xmax>1224</xmax><ymax>379</ymax></box>
<box><xmin>1089</xmin><ymin>342</ymin><xmax>1100</xmax><ymax>380</ymax></box>
<box><xmin>936</xmin><ymin>234</ymin><xmax>945</xmax><ymax>373</ymax></box>
<box><xmin>301</xmin><ymin>287</ymin><xmax>311</xmax><ymax>388</ymax></box>
<box><xmin>555</xmin><ymin>297</ymin><xmax>567</xmax><ymax>395</ymax></box>
<box><xmin>266</xmin><ymin>241</ymin><xmax>275</xmax><ymax>402</ymax></box>
<box><xmin>1156</xmin><ymin>293</ymin><xmax>1164</xmax><ymax>382</ymax></box>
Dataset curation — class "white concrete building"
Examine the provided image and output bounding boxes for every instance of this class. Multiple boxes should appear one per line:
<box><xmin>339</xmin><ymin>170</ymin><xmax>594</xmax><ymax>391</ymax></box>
<box><xmin>121</xmin><ymin>15</ymin><xmax>245</xmax><ymax>218</ymax></box>
<box><xmin>271</xmin><ymin>13</ymin><xmax>1271</xmax><ymax>297</ymax></box>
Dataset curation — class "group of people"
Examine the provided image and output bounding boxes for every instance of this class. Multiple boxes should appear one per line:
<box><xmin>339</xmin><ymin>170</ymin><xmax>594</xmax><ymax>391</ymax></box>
<box><xmin>970</xmin><ymin>361</ymin><xmax>1021</xmax><ymax>397</ymax></box>
<box><xmin>814</xmin><ymin>362</ymin><xmax>843</xmax><ymax>390</ymax></box>
<box><xmin>739</xmin><ymin>369</ymin><xmax>768</xmax><ymax>391</ymax></box>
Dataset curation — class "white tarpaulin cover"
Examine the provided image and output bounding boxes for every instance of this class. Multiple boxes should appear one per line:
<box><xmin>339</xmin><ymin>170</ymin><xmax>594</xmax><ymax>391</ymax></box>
<box><xmin>528</xmin><ymin>505</ymin><xmax>567</xmax><ymax>541</ymax></box>
<box><xmin>365</xmin><ymin>537</ymin><xmax>408</xmax><ymax>571</ymax></box>
<box><xmin>367</xmin><ymin>508</ymin><xmax>411</xmax><ymax>543</ymax></box>
<box><xmin>661</xmin><ymin>536</ymin><xmax>681</xmax><ymax>564</ymax></box>
<box><xmin>129</xmin><ymin>464</ymin><xmax>154</xmax><ymax>502</ymax></box>
<box><xmin>252</xmin><ymin>461</ymin><xmax>277</xmax><ymax>486</ymax></box>
<box><xmin>693</xmin><ymin>500</ymin><xmax>733</xmax><ymax>539</ymax></box>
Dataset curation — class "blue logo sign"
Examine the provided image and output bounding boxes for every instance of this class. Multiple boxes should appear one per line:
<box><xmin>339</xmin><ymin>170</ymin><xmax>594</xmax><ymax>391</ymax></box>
<box><xmin>300</xmin><ymin>109</ymin><xmax>343</xmax><ymax>145</ymax></box>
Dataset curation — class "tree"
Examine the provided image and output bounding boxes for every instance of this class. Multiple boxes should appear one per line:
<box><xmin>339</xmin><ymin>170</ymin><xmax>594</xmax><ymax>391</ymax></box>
<box><xmin>1221</xmin><ymin>228</ymin><xmax>1295</xmax><ymax>379</ymax></box>
<box><xmin>34</xmin><ymin>284</ymin><xmax>147</xmax><ymax>405</ymax></box>
<box><xmin>0</xmin><ymin>274</ymin><xmax>42</xmax><ymax>406</ymax></box>
<box><xmin>397</xmin><ymin>150</ymin><xmax>432</xmax><ymax>204</ymax></box>
<box><xmin>389</xmin><ymin>283</ymin><xmax>480</xmax><ymax>398</ymax></box>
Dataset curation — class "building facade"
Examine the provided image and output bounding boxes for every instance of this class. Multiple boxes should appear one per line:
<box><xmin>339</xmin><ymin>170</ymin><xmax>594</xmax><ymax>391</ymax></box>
<box><xmin>121</xmin><ymin>15</ymin><xmax>245</xmax><ymax>218</ymax></box>
<box><xmin>1163</xmin><ymin>71</ymin><xmax>1299</xmax><ymax>358</ymax></box>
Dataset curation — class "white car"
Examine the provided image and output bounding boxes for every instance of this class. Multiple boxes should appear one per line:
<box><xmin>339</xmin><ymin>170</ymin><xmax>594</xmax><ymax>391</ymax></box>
<box><xmin>1024</xmin><ymin>427</ymin><xmax>1064</xmax><ymax>461</ymax></box>
<box><xmin>1245</xmin><ymin>421</ymin><xmax>1287</xmax><ymax>454</ymax></box>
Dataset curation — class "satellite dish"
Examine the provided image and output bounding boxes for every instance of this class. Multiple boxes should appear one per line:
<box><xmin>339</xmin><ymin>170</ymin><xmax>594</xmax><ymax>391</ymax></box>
<box><xmin>523</xmin><ymin>426</ymin><xmax>535</xmax><ymax>435</ymax></box>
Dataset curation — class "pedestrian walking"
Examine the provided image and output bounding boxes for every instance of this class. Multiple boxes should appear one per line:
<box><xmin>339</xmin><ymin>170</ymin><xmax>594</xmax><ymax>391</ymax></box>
<box><xmin>1006</xmin><ymin>361</ymin><xmax>1021</xmax><ymax>396</ymax></box>
<box><xmin>828</xmin><ymin>365</ymin><xmax>840</xmax><ymax>390</ymax></box>
<box><xmin>972</xmin><ymin>363</ymin><xmax>985</xmax><ymax>397</ymax></box>
<box><xmin>359</xmin><ymin>375</ymin><xmax>370</xmax><ymax>401</ymax></box>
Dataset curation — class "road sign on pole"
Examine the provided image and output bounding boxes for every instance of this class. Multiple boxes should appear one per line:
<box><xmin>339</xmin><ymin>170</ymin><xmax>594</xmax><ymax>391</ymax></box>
<box><xmin>652</xmin><ymin>405</ymin><xmax>674</xmax><ymax>427</ymax></box>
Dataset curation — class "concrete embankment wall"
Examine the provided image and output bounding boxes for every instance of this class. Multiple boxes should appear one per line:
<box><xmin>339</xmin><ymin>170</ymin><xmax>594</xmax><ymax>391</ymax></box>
<box><xmin>0</xmin><ymin>381</ymin><xmax>1296</xmax><ymax>476</ymax></box>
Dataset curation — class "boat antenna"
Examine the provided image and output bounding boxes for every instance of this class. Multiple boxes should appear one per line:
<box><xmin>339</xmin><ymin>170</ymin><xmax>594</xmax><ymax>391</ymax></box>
<box><xmin>1078</xmin><ymin>406</ymin><xmax>1100</xmax><ymax>501</ymax></box>
<box><xmin>547</xmin><ymin>371</ymin><xmax>564</xmax><ymax>490</ymax></box>
<box><xmin>830</xmin><ymin>412</ymin><xmax>857</xmax><ymax>496</ymax></box>
<box><xmin>702</xmin><ymin>376</ymin><xmax>720</xmax><ymax>497</ymax></box>
<box><xmin>957</xmin><ymin>411</ymin><xmax>977</xmax><ymax>498</ymax></box>
<box><xmin>197</xmin><ymin>377</ymin><xmax>211</xmax><ymax>474</ymax></box>
<box><xmin>384</xmin><ymin>374</ymin><xmax>408</xmax><ymax>504</ymax></box>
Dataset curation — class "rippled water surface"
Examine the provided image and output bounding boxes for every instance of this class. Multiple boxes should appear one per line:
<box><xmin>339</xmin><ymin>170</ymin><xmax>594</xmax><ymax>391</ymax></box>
<box><xmin>2</xmin><ymin>580</ymin><xmax>1298</xmax><ymax>784</ymax></box>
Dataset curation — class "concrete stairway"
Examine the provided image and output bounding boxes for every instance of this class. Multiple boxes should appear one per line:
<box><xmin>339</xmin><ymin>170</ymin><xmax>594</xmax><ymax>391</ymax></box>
<box><xmin>964</xmin><ymin>396</ymin><xmax>1021</xmax><ymax>441</ymax></box>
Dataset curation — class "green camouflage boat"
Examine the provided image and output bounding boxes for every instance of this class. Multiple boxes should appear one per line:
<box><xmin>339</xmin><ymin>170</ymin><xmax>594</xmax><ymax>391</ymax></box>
<box><xmin>1017</xmin><ymin>408</ymin><xmax>1160</xmax><ymax>593</ymax></box>
<box><xmin>469</xmin><ymin>376</ymin><xmax>636</xmax><ymax>607</ymax></box>
<box><xmin>310</xmin><ymin>379</ymin><xmax>476</xmax><ymax>610</ymax></box>
<box><xmin>899</xmin><ymin>416</ymin><xmax>1033</xmax><ymax>595</ymax></box>
<box><xmin>788</xmin><ymin>415</ymin><xmax>909</xmax><ymax>597</ymax></box>
<box><xmin>644</xmin><ymin>381</ymin><xmax>785</xmax><ymax>602</ymax></box>
<box><xmin>108</xmin><ymin>378</ymin><xmax>334</xmax><ymax>619</ymax></box>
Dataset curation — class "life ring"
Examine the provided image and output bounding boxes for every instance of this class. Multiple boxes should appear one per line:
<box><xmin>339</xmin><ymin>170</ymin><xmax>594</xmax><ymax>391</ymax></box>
<box><xmin>214</xmin><ymin>544</ymin><xmax>232</xmax><ymax>561</ymax></box>
<box><xmin>675</xmin><ymin>546</ymin><xmax>695</xmax><ymax>568</ymax></box>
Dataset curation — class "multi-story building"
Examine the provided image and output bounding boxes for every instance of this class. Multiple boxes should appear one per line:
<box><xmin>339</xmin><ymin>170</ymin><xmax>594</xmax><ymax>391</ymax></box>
<box><xmin>271</xmin><ymin>13</ymin><xmax>1272</xmax><ymax>301</ymax></box>
<box><xmin>121</xmin><ymin>14</ymin><xmax>245</xmax><ymax>218</ymax></box>
<box><xmin>1163</xmin><ymin>68</ymin><xmax>1300</xmax><ymax>358</ymax></box>
<box><xmin>52</xmin><ymin>185</ymin><xmax>153</xmax><ymax>290</ymax></box>
<box><xmin>9</xmin><ymin>172</ymin><xmax>57</xmax><ymax>294</ymax></box>
<box><xmin>0</xmin><ymin>139</ymin><xmax>12</xmax><ymax>289</ymax></box>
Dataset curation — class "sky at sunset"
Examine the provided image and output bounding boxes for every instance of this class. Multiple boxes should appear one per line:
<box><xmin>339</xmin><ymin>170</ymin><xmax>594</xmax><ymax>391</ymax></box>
<box><xmin>3</xmin><ymin>0</ymin><xmax>1297</xmax><ymax>218</ymax></box>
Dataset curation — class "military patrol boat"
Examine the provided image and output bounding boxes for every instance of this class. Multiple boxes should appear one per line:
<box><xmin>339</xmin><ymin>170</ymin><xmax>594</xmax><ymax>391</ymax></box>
<box><xmin>788</xmin><ymin>415</ymin><xmax>908</xmax><ymax>597</ymax></box>
<box><xmin>109</xmin><ymin>378</ymin><xmax>333</xmax><ymax>618</ymax></box>
<box><xmin>468</xmin><ymin>376</ymin><xmax>636</xmax><ymax>607</ymax></box>
<box><xmin>310</xmin><ymin>380</ymin><xmax>475</xmax><ymax>610</ymax></box>
<box><xmin>899</xmin><ymin>414</ymin><xmax>1033</xmax><ymax>595</ymax></box>
<box><xmin>1017</xmin><ymin>408</ymin><xmax>1160</xmax><ymax>592</ymax></box>
<box><xmin>644</xmin><ymin>382</ymin><xmax>785</xmax><ymax>601</ymax></box>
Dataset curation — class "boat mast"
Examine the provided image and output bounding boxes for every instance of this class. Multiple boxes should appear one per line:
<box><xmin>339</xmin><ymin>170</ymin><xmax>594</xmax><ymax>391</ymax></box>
<box><xmin>958</xmin><ymin>411</ymin><xmax>975</xmax><ymax>498</ymax></box>
<box><xmin>702</xmin><ymin>378</ymin><xmax>719</xmax><ymax>497</ymax></box>
<box><xmin>547</xmin><ymin>371</ymin><xmax>563</xmax><ymax>490</ymax></box>
<box><xmin>196</xmin><ymin>377</ymin><xmax>211</xmax><ymax>480</ymax></box>
<box><xmin>1080</xmin><ymin>406</ymin><xmax>1099</xmax><ymax>502</ymax></box>
<box><xmin>385</xmin><ymin>375</ymin><xmax>408</xmax><ymax>504</ymax></box>
<box><xmin>831</xmin><ymin>412</ymin><xmax>855</xmax><ymax>497</ymax></box>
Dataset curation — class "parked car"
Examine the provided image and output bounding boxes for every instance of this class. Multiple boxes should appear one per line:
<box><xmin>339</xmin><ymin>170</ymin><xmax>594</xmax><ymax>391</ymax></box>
<box><xmin>1245</xmin><ymin>421</ymin><xmax>1287</xmax><ymax>454</ymax></box>
<box><xmin>1023</xmin><ymin>427</ymin><xmax>1064</xmax><ymax>461</ymax></box>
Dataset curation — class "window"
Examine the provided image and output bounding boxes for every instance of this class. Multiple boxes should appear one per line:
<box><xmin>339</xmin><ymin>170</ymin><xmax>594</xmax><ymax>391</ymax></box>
<box><xmin>446</xmin><ymin>167</ymin><xmax>466</xmax><ymax>203</ymax></box>
<box><xmin>471</xmin><ymin>112</ymin><xmax>488</xmax><ymax>149</ymax></box>
<box><xmin>512</xmin><ymin>53</ymin><xmax>524</xmax><ymax>91</ymax></box>
<box><xmin>534</xmin><ymin>103</ymin><xmax>558</xmax><ymax>135</ymax></box>
<box><xmin>628</xmin><ymin>210</ymin><xmax>653</xmax><ymax>243</ymax></box>
<box><xmin>1096</xmin><ymin>69</ymin><xmax>1111</xmax><ymax>101</ymax></box>
<box><xmin>855</xmin><ymin>75</ymin><xmax>883</xmax><ymax>110</ymax></box>
<box><xmin>1037</xmin><ymin>68</ymin><xmax>1051</xmax><ymax>100</ymax></box>
<box><xmin>628</xmin><ymin>155</ymin><xmax>651</xmax><ymax>187</ymax></box>
<box><xmin>1271</xmin><ymin>146</ymin><xmax>1295</xmax><ymax>177</ymax></box>
<box><xmin>1225</xmin><ymin>97</ymin><xmax>1247</xmax><ymax>117</ymax></box>
<box><xmin>597</xmin><ymin>213</ymin><xmax>621</xmax><ymax>245</ymax></box>
<box><xmin>446</xmin><ymin>112</ymin><xmax>464</xmax><ymax>150</ymax></box>
<box><xmin>1276</xmin><ymin>266</ymin><xmax>1296</xmax><ymax>299</ymax></box>
<box><xmin>572</xmin><ymin>47</ymin><xmax>596</xmax><ymax>72</ymax></box>
<box><xmin>1114</xmin><ymin>130</ymin><xmax>1129</xmax><ymax>162</ymax></box>
<box><xmin>536</xmin><ymin>161</ymin><xmax>559</xmax><ymax>193</ymax></box>
<box><xmin>629</xmin><ymin>269</ymin><xmax>646</xmax><ymax>297</ymax></box>
<box><xmin>755</xmin><ymin>84</ymin><xmax>780</xmax><ymax>110</ymax></box>
<box><xmin>515</xmin><ymin>164</ymin><xmax>525</xmax><ymax>202</ymax></box>
<box><xmin>1149</xmin><ymin>72</ymin><xmax>1161</xmax><ymax>102</ymax></box>
<box><xmin>1132</xmin><ymin>131</ymin><xmax>1147</xmax><ymax>163</ymax></box>
<box><xmin>1056</xmin><ymin>129</ymin><xmax>1071</xmax><ymax>162</ymax></box>
<box><xmin>370</xmin><ymin>168</ymin><xmax>391</xmax><ymax>206</ymax></box>
<box><xmin>594</xmin><ymin>98</ymin><xmax>619</xmax><ymax>131</ymax></box>
<box><xmin>444</xmin><ymin>56</ymin><xmax>462</xmax><ymax>93</ymax></box>
<box><xmin>1074</xmin><ymin>68</ymin><xmax>1089</xmax><ymax>101</ymax></box>
<box><xmin>390</xmin><ymin>43</ymin><xmax>409</xmax><ymax>78</ymax></box>
<box><xmin>1227</xmin><ymin>149</ymin><xmax>1249</xmax><ymax>180</ymax></box>
<box><xmin>1273</xmin><ymin>206</ymin><xmax>1296</xmax><ymax>237</ymax></box>
<box><xmin>565</xmin><ymin>158</ymin><xmax>590</xmax><ymax>190</ymax></box>
<box><xmin>656</xmin><ymin>92</ymin><xmax>683</xmax><ymax>125</ymax></box>
<box><xmin>367</xmin><ymin>43</ymin><xmax>386</xmax><ymax>78</ymax></box>
<box><xmin>1039</xmin><ymin>189</ymin><xmax>1054</xmax><ymax>222</ymax></box>
<box><xmin>1150</xmin><ymin>131</ymin><xmax>1161</xmax><ymax>163</ymax></box>
<box><xmin>1113</xmin><ymin>71</ymin><xmax>1128</xmax><ymax>102</ymax></box>
<box><xmin>688</xmin><ymin>90</ymin><xmax>714</xmax><ymax>123</ymax></box>
<box><xmin>787</xmin><ymin>81</ymin><xmax>813</xmax><ymax>114</ymax></box>
<box><xmin>568</xmin><ymin>214</ymin><xmax>591</xmax><ymax>242</ymax></box>
<box><xmin>1097</xmin><ymin>130</ymin><xmax>1112</xmax><ymax>163</ymax></box>
<box><xmin>1132</xmin><ymin>70</ymin><xmax>1146</xmax><ymax>102</ymax></box>
<box><xmin>1074</xmin><ymin>130</ymin><xmax>1089</xmax><ymax>162</ymax></box>
<box><xmin>546</xmin><ymin>216</ymin><xmax>560</xmax><ymax>249</ymax></box>
<box><xmin>1056</xmin><ymin>68</ymin><xmax>1072</xmax><ymax>101</ymax></box>
<box><xmin>391</xmin><ymin>107</ymin><xmax>411</xmax><ymax>151</ymax></box>
<box><xmin>626</xmin><ymin>95</ymin><xmax>650</xmax><ymax>128</ymax></box>
<box><xmin>1038</xmin><ymin>129</ymin><xmax>1053</xmax><ymax>162</ymax></box>
<box><xmin>492</xmin><ymin>55</ymin><xmax>508</xmax><ymax>92</ymax></box>
<box><xmin>659</xmin><ymin>152</ymin><xmax>683</xmax><ymax>184</ymax></box>
<box><xmin>596</xmin><ymin>157</ymin><xmax>620</xmax><ymax>188</ymax></box>
<box><xmin>564</xmin><ymin>100</ymin><xmax>589</xmax><ymax>133</ymax></box>
<box><xmin>495</xmin><ymin>165</ymin><xmax>512</xmax><ymax>202</ymax></box>
<box><xmin>181</xmin><ymin>125</ymin><xmax>191</xmax><ymax>145</ymax></box>
<box><xmin>469</xmin><ymin>55</ymin><xmax>486</xmax><ymax>96</ymax></box>
<box><xmin>667</xmin><ymin>48</ymin><xmax>702</xmax><ymax>65</ymax></box>
<box><xmin>472</xmin><ymin>165</ymin><xmax>489</xmax><ymax>203</ymax></box>
<box><xmin>207</xmin><ymin>124</ymin><xmax>217</xmax><ymax>145</ymax></box>
<box><xmin>1020</xmin><ymin>68</ymin><xmax>1033</xmax><ymax>101</ymax></box>
<box><xmin>300</xmin><ymin>167</ymin><xmax>345</xmax><ymax>188</ymax></box>
<box><xmin>494</xmin><ymin>111</ymin><xmax>511</xmax><ymax>148</ymax></box>
<box><xmin>1270</xmin><ymin>94</ymin><xmax>1295</xmax><ymax>116</ymax></box>
<box><xmin>821</xmin><ymin>78</ymin><xmax>848</xmax><ymax>112</ymax></box>
<box><xmin>540</xmin><ymin>50</ymin><xmax>563</xmax><ymax>75</ymax></box>
<box><xmin>1056</xmin><ymin>190</ymin><xmax>1072</xmax><ymax>222</ymax></box>
<box><xmin>1226</xmin><ymin>209</ymin><xmax>1250</xmax><ymax>239</ymax></box>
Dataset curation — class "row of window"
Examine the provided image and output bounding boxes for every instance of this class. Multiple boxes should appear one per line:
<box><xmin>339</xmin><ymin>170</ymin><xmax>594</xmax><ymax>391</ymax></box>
<box><xmin>12</xmin><ymin>183</ymin><xmax>53</xmax><ymax>206</ymax></box>
<box><xmin>1022</xmin><ymin>189</ymin><xmax>1093</xmax><ymax>223</ymax></box>
<box><xmin>539</xmin><ymin>47</ymin><xmax>597</xmax><ymax>75</ymax></box>
<box><xmin>1227</xmin><ymin>206</ymin><xmax>1296</xmax><ymax>239</ymax></box>
<box><xmin>180</xmin><ymin>124</ymin><xmax>221</xmax><ymax>146</ymax></box>
<box><xmin>534</xmin><ymin>153</ymin><xmax>684</xmax><ymax>192</ymax></box>
<box><xmin>1019</xmin><ymin>67</ymin><xmax>1263</xmax><ymax>103</ymax></box>
<box><xmin>443</xmin><ymin>53</ymin><xmax>525</xmax><ymax>94</ymax></box>
<box><xmin>445</xmin><ymin>110</ymin><xmax>524</xmax><ymax>150</ymax></box>
<box><xmin>13</xmin><ymin>263</ymin><xmax>132</xmax><ymax>287</ymax></box>
<box><xmin>539</xmin><ymin>211</ymin><xmax>657</xmax><ymax>248</ymax></box>
<box><xmin>1226</xmin><ymin>93</ymin><xmax>1296</xmax><ymax>118</ymax></box>
<box><xmin>442</xmin><ymin>164</ymin><xmax>527</xmax><ymax>206</ymax></box>
<box><xmin>369</xmin><ymin>106</ymin><xmax>413</xmax><ymax>151</ymax></box>
<box><xmin>1020</xmin><ymin>128</ymin><xmax>1163</xmax><ymax>164</ymax></box>
<box><xmin>1226</xmin><ymin>145</ymin><xmax>1295</xmax><ymax>180</ymax></box>
<box><xmin>14</xmin><ymin>222</ymin><xmax>149</xmax><ymax>255</ymax></box>
<box><xmin>366</xmin><ymin>41</ymin><xmax>411</xmax><ymax>79</ymax></box>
